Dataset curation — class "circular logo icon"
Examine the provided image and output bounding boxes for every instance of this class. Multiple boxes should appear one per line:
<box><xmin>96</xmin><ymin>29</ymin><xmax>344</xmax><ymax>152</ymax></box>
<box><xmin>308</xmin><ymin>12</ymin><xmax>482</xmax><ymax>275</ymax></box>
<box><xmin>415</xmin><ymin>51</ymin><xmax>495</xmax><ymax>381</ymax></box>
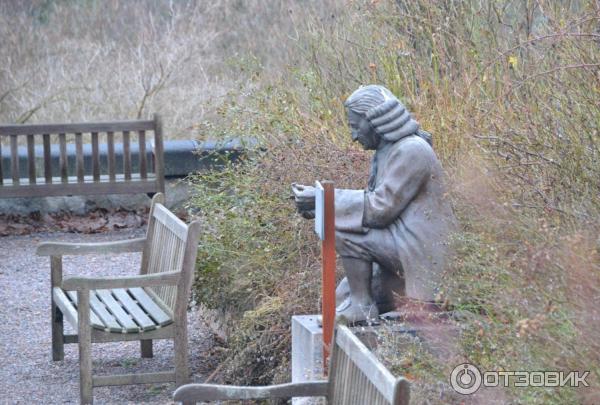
<box><xmin>450</xmin><ymin>363</ymin><xmax>482</xmax><ymax>395</ymax></box>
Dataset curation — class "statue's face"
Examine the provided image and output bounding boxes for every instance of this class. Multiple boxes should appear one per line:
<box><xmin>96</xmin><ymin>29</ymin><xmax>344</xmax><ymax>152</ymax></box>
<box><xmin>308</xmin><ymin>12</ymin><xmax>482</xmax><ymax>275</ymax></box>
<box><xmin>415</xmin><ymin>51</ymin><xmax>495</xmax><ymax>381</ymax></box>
<box><xmin>347</xmin><ymin>109</ymin><xmax>379</xmax><ymax>150</ymax></box>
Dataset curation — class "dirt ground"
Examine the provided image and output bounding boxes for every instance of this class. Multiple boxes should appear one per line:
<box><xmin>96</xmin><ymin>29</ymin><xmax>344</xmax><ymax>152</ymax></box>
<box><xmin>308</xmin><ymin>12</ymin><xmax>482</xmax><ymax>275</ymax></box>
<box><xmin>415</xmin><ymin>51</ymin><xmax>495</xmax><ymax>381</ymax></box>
<box><xmin>0</xmin><ymin>228</ymin><xmax>214</xmax><ymax>404</ymax></box>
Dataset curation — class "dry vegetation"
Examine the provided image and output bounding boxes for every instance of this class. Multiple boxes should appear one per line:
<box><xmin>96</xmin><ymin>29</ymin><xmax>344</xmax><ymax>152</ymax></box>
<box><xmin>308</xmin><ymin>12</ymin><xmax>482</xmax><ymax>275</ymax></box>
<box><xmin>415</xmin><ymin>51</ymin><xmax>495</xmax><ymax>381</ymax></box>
<box><xmin>2</xmin><ymin>1</ymin><xmax>599</xmax><ymax>404</ymax></box>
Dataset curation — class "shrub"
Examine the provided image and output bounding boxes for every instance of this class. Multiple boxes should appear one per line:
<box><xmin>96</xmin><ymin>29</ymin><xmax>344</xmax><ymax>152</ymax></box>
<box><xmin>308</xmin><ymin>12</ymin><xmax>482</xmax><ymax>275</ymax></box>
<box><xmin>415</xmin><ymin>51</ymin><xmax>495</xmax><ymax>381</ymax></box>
<box><xmin>188</xmin><ymin>1</ymin><xmax>599</xmax><ymax>403</ymax></box>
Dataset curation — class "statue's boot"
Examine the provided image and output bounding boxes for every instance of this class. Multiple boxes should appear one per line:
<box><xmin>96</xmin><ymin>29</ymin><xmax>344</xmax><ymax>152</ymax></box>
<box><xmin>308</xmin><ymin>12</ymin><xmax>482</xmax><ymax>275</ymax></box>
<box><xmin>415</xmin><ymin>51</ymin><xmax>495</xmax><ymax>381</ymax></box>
<box><xmin>336</xmin><ymin>257</ymin><xmax>379</xmax><ymax>323</ymax></box>
<box><xmin>336</xmin><ymin>264</ymin><xmax>404</xmax><ymax>314</ymax></box>
<box><xmin>336</xmin><ymin>297</ymin><xmax>379</xmax><ymax>323</ymax></box>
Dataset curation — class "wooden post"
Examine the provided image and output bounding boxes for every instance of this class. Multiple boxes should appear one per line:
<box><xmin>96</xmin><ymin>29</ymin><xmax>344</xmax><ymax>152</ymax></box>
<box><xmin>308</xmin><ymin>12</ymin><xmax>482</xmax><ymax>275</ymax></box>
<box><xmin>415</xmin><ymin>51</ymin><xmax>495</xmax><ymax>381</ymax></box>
<box><xmin>320</xmin><ymin>181</ymin><xmax>336</xmax><ymax>371</ymax></box>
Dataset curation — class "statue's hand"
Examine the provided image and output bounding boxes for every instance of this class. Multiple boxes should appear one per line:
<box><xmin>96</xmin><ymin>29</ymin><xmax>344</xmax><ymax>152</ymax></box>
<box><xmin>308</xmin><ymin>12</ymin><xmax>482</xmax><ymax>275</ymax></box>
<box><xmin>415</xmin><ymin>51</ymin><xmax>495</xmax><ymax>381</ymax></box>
<box><xmin>292</xmin><ymin>183</ymin><xmax>316</xmax><ymax>219</ymax></box>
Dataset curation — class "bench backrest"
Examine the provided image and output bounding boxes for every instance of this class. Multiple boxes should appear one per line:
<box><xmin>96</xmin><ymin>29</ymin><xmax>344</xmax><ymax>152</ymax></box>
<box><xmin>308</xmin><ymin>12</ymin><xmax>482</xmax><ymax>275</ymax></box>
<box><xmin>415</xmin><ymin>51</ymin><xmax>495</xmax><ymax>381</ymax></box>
<box><xmin>328</xmin><ymin>325</ymin><xmax>410</xmax><ymax>405</ymax></box>
<box><xmin>141</xmin><ymin>193</ymin><xmax>200</xmax><ymax>319</ymax></box>
<box><xmin>0</xmin><ymin>115</ymin><xmax>164</xmax><ymax>198</ymax></box>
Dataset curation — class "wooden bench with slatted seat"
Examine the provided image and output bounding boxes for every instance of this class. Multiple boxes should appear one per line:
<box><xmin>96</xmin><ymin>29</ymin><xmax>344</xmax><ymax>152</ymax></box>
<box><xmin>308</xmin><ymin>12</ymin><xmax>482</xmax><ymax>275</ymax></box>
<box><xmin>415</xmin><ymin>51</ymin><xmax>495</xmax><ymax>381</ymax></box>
<box><xmin>173</xmin><ymin>323</ymin><xmax>411</xmax><ymax>405</ymax></box>
<box><xmin>0</xmin><ymin>115</ymin><xmax>164</xmax><ymax>198</ymax></box>
<box><xmin>36</xmin><ymin>193</ymin><xmax>200</xmax><ymax>404</ymax></box>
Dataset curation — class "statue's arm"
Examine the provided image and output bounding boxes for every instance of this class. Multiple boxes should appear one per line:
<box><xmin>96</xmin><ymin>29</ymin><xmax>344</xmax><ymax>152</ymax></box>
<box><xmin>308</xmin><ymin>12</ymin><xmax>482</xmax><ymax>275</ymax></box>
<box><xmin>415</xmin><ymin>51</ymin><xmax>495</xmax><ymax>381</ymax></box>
<box><xmin>334</xmin><ymin>188</ymin><xmax>367</xmax><ymax>233</ymax></box>
<box><xmin>363</xmin><ymin>138</ymin><xmax>433</xmax><ymax>228</ymax></box>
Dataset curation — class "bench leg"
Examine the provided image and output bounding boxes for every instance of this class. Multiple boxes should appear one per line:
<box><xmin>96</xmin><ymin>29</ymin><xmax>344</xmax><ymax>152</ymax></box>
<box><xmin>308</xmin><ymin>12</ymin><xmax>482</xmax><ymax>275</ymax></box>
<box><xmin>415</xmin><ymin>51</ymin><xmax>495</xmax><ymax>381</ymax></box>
<box><xmin>52</xmin><ymin>304</ymin><xmax>64</xmax><ymax>361</ymax></box>
<box><xmin>141</xmin><ymin>339</ymin><xmax>153</xmax><ymax>358</ymax></box>
<box><xmin>78</xmin><ymin>290</ymin><xmax>93</xmax><ymax>404</ymax></box>
<box><xmin>51</xmin><ymin>256</ymin><xmax>64</xmax><ymax>361</ymax></box>
<box><xmin>174</xmin><ymin>328</ymin><xmax>190</xmax><ymax>386</ymax></box>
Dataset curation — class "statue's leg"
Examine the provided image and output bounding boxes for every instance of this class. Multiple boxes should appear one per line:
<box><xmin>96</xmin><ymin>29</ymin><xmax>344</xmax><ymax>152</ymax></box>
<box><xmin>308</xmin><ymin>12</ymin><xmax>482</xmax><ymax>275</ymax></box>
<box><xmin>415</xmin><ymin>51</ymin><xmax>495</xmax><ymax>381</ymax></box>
<box><xmin>335</xmin><ymin>228</ymin><xmax>404</xmax><ymax>322</ymax></box>
<box><xmin>336</xmin><ymin>265</ymin><xmax>405</xmax><ymax>314</ymax></box>
<box><xmin>335</xmin><ymin>277</ymin><xmax>350</xmax><ymax>306</ymax></box>
<box><xmin>342</xmin><ymin>257</ymin><xmax>373</xmax><ymax>306</ymax></box>
<box><xmin>371</xmin><ymin>263</ymin><xmax>405</xmax><ymax>314</ymax></box>
<box><xmin>336</xmin><ymin>257</ymin><xmax>379</xmax><ymax>322</ymax></box>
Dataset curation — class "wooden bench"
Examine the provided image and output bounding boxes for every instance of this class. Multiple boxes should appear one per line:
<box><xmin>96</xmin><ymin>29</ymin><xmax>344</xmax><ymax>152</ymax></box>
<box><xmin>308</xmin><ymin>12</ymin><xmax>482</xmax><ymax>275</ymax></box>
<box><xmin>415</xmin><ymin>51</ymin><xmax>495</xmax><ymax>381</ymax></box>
<box><xmin>173</xmin><ymin>323</ymin><xmax>410</xmax><ymax>404</ymax></box>
<box><xmin>36</xmin><ymin>193</ymin><xmax>200</xmax><ymax>404</ymax></box>
<box><xmin>0</xmin><ymin>115</ymin><xmax>164</xmax><ymax>198</ymax></box>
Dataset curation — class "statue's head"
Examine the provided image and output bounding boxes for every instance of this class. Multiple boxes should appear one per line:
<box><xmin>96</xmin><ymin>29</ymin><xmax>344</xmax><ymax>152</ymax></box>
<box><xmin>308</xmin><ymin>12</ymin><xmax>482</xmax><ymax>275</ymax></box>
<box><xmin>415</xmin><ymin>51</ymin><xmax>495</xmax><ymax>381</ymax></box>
<box><xmin>344</xmin><ymin>85</ymin><xmax>422</xmax><ymax>150</ymax></box>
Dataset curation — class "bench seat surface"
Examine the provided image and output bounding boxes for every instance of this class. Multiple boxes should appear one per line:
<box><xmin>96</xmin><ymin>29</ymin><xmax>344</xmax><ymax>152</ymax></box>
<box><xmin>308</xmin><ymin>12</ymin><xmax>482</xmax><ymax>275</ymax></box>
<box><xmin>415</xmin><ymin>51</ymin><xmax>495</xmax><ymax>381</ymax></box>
<box><xmin>53</xmin><ymin>286</ymin><xmax>172</xmax><ymax>334</ymax></box>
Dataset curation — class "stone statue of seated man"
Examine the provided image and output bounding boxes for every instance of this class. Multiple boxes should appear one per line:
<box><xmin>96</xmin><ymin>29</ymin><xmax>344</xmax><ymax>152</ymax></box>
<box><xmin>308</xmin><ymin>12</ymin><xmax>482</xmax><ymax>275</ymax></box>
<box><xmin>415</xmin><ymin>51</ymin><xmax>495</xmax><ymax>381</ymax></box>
<box><xmin>293</xmin><ymin>85</ymin><xmax>455</xmax><ymax>323</ymax></box>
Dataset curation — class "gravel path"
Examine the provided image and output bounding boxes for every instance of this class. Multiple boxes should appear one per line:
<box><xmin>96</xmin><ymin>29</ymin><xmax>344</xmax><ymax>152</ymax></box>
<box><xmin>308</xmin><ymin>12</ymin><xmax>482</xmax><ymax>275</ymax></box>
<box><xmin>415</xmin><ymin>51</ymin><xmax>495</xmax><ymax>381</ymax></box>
<box><xmin>0</xmin><ymin>229</ymin><xmax>213</xmax><ymax>404</ymax></box>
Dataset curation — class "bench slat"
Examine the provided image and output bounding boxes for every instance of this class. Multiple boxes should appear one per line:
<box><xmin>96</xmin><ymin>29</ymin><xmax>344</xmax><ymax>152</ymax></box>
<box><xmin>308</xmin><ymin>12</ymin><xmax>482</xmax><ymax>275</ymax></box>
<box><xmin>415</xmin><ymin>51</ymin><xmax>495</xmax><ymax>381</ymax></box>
<box><xmin>129</xmin><ymin>287</ymin><xmax>172</xmax><ymax>326</ymax></box>
<box><xmin>27</xmin><ymin>134</ymin><xmax>36</xmax><ymax>184</ymax></box>
<box><xmin>107</xmin><ymin>131</ymin><xmax>116</xmax><ymax>181</ymax></box>
<box><xmin>64</xmin><ymin>289</ymin><xmax>106</xmax><ymax>331</ymax></box>
<box><xmin>53</xmin><ymin>287</ymin><xmax>79</xmax><ymax>328</ymax></box>
<box><xmin>0</xmin><ymin>141</ymin><xmax>3</xmax><ymax>185</ymax></box>
<box><xmin>95</xmin><ymin>289</ymin><xmax>139</xmax><ymax>333</ymax></box>
<box><xmin>91</xmin><ymin>132</ymin><xmax>100</xmax><ymax>182</ymax></box>
<box><xmin>75</xmin><ymin>132</ymin><xmax>84</xmax><ymax>182</ymax></box>
<box><xmin>59</xmin><ymin>133</ymin><xmax>68</xmax><ymax>183</ymax></box>
<box><xmin>138</xmin><ymin>130</ymin><xmax>147</xmax><ymax>179</ymax></box>
<box><xmin>0</xmin><ymin>119</ymin><xmax>155</xmax><ymax>135</ymax></box>
<box><xmin>43</xmin><ymin>134</ymin><xmax>52</xmax><ymax>184</ymax></box>
<box><xmin>112</xmin><ymin>288</ymin><xmax>156</xmax><ymax>331</ymax></box>
<box><xmin>10</xmin><ymin>135</ymin><xmax>18</xmax><ymax>184</ymax></box>
<box><xmin>123</xmin><ymin>131</ymin><xmax>131</xmax><ymax>180</ymax></box>
<box><xmin>89</xmin><ymin>291</ymin><xmax>123</xmax><ymax>332</ymax></box>
<box><xmin>0</xmin><ymin>176</ymin><xmax>158</xmax><ymax>198</ymax></box>
<box><xmin>93</xmin><ymin>371</ymin><xmax>175</xmax><ymax>387</ymax></box>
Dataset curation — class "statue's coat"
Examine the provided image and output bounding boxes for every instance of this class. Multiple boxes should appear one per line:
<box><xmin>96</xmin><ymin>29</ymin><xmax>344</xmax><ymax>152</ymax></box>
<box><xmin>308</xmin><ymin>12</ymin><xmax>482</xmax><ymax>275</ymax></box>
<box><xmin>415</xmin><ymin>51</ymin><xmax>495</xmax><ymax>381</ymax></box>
<box><xmin>334</xmin><ymin>135</ymin><xmax>454</xmax><ymax>301</ymax></box>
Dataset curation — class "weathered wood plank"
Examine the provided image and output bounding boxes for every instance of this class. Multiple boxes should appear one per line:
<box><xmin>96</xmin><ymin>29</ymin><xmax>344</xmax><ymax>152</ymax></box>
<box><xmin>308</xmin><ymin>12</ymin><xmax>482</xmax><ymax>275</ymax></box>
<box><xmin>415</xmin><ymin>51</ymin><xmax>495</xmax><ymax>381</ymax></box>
<box><xmin>123</xmin><ymin>130</ymin><xmax>131</xmax><ymax>180</ymax></box>
<box><xmin>143</xmin><ymin>287</ymin><xmax>174</xmax><ymax>318</ymax></box>
<box><xmin>140</xmin><ymin>193</ymin><xmax>164</xmax><ymax>275</ymax></box>
<box><xmin>64</xmin><ymin>334</ymin><xmax>78</xmax><ymax>344</ymax></box>
<box><xmin>77</xmin><ymin>289</ymin><xmax>93</xmax><ymax>404</ymax></box>
<box><xmin>89</xmin><ymin>291</ymin><xmax>124</xmax><ymax>332</ymax></box>
<box><xmin>91</xmin><ymin>324</ymin><xmax>174</xmax><ymax>343</ymax></box>
<box><xmin>51</xmin><ymin>256</ymin><xmax>64</xmax><ymax>360</ymax></box>
<box><xmin>173</xmin><ymin>220</ymin><xmax>201</xmax><ymax>386</ymax></box>
<box><xmin>138</xmin><ymin>130</ymin><xmax>147</xmax><ymax>179</ymax></box>
<box><xmin>93</xmin><ymin>371</ymin><xmax>175</xmax><ymax>387</ymax></box>
<box><xmin>336</xmin><ymin>325</ymin><xmax>400</xmax><ymax>404</ymax></box>
<box><xmin>58</xmin><ymin>133</ymin><xmax>68</xmax><ymax>183</ymax></box>
<box><xmin>95</xmin><ymin>289</ymin><xmax>139</xmax><ymax>333</ymax></box>
<box><xmin>0</xmin><ymin>177</ymin><xmax>159</xmax><ymax>198</ymax></box>
<box><xmin>153</xmin><ymin>114</ymin><xmax>165</xmax><ymax>193</ymax></box>
<box><xmin>75</xmin><ymin>132</ymin><xmax>84</xmax><ymax>182</ymax></box>
<box><xmin>53</xmin><ymin>288</ymin><xmax>78</xmax><ymax>332</ymax></box>
<box><xmin>10</xmin><ymin>135</ymin><xmax>19</xmax><ymax>184</ymax></box>
<box><xmin>0</xmin><ymin>140</ymin><xmax>4</xmax><ymax>185</ymax></box>
<box><xmin>43</xmin><ymin>134</ymin><xmax>52</xmax><ymax>184</ymax></box>
<box><xmin>112</xmin><ymin>288</ymin><xmax>156</xmax><ymax>331</ymax></box>
<box><xmin>152</xmin><ymin>204</ymin><xmax>188</xmax><ymax>240</ymax></box>
<box><xmin>91</xmin><ymin>132</ymin><xmax>100</xmax><ymax>182</ymax></box>
<box><xmin>65</xmin><ymin>290</ymin><xmax>105</xmax><ymax>330</ymax></box>
<box><xmin>27</xmin><ymin>134</ymin><xmax>36</xmax><ymax>184</ymax></box>
<box><xmin>37</xmin><ymin>237</ymin><xmax>145</xmax><ymax>256</ymax></box>
<box><xmin>173</xmin><ymin>382</ymin><xmax>329</xmax><ymax>402</ymax></box>
<box><xmin>0</xmin><ymin>119</ymin><xmax>155</xmax><ymax>135</ymax></box>
<box><xmin>62</xmin><ymin>270</ymin><xmax>180</xmax><ymax>291</ymax></box>
<box><xmin>107</xmin><ymin>131</ymin><xmax>116</xmax><ymax>181</ymax></box>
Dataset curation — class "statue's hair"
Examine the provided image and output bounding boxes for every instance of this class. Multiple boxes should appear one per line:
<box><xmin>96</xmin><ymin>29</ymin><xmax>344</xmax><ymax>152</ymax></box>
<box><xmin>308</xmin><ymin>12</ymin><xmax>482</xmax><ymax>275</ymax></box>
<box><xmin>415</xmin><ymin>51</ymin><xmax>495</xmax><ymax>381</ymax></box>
<box><xmin>344</xmin><ymin>85</ymin><xmax>431</xmax><ymax>144</ymax></box>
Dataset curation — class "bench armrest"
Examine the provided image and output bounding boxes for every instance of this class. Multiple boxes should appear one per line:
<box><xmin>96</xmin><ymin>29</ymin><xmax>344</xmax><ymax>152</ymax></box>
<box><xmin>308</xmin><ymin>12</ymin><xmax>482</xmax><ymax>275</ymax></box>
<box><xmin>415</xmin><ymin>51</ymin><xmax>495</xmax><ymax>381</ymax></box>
<box><xmin>62</xmin><ymin>270</ymin><xmax>180</xmax><ymax>290</ymax></box>
<box><xmin>173</xmin><ymin>381</ymin><xmax>329</xmax><ymax>402</ymax></box>
<box><xmin>36</xmin><ymin>238</ymin><xmax>146</xmax><ymax>256</ymax></box>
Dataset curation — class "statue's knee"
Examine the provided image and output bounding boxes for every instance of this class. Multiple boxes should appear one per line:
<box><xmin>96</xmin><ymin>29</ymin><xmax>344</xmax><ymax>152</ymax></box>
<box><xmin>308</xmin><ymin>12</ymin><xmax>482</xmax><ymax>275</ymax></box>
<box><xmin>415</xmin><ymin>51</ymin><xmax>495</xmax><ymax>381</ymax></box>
<box><xmin>335</xmin><ymin>231</ymin><xmax>347</xmax><ymax>251</ymax></box>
